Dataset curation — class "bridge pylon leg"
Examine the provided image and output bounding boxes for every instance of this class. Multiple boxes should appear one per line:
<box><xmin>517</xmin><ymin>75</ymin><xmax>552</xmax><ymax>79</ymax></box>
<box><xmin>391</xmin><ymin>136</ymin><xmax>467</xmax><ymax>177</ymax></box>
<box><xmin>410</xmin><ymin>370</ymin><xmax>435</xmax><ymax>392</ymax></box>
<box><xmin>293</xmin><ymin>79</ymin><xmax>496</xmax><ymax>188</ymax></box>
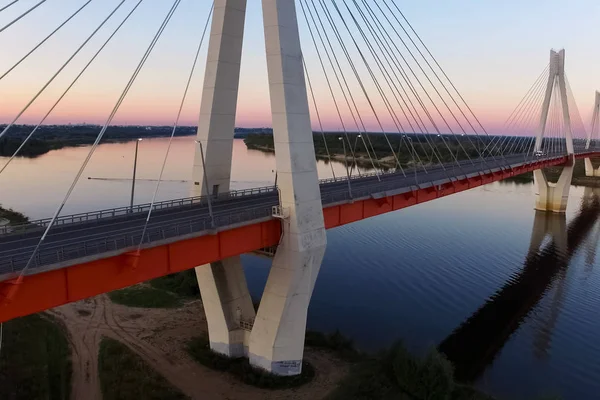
<box><xmin>584</xmin><ymin>91</ymin><xmax>600</xmax><ymax>177</ymax></box>
<box><xmin>192</xmin><ymin>0</ymin><xmax>255</xmax><ymax>358</ymax></box>
<box><xmin>247</xmin><ymin>0</ymin><xmax>327</xmax><ymax>376</ymax></box>
<box><xmin>533</xmin><ymin>50</ymin><xmax>574</xmax><ymax>213</ymax></box>
<box><xmin>534</xmin><ymin>167</ymin><xmax>573</xmax><ymax>213</ymax></box>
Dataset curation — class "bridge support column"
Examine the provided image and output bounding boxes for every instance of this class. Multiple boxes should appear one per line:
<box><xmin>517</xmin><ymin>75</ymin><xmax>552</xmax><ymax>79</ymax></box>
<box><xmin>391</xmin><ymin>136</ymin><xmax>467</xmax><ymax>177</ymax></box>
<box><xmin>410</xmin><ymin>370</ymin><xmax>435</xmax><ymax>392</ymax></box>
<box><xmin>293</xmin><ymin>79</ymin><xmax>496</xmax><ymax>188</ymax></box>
<box><xmin>533</xmin><ymin>50</ymin><xmax>574</xmax><ymax>213</ymax></box>
<box><xmin>584</xmin><ymin>158</ymin><xmax>600</xmax><ymax>177</ymax></box>
<box><xmin>192</xmin><ymin>0</ymin><xmax>255</xmax><ymax>358</ymax></box>
<box><xmin>195</xmin><ymin>259</ymin><xmax>256</xmax><ymax>357</ymax></box>
<box><xmin>584</xmin><ymin>91</ymin><xmax>600</xmax><ymax>177</ymax></box>
<box><xmin>534</xmin><ymin>167</ymin><xmax>573</xmax><ymax>213</ymax></box>
<box><xmin>247</xmin><ymin>0</ymin><xmax>326</xmax><ymax>376</ymax></box>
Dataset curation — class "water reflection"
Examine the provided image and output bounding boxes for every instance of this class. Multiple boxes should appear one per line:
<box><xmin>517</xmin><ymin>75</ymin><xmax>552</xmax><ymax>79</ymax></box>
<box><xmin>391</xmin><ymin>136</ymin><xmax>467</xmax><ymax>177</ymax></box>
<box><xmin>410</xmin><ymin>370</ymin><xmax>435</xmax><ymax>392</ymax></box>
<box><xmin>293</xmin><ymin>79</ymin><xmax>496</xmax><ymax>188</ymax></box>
<box><xmin>439</xmin><ymin>189</ymin><xmax>600</xmax><ymax>382</ymax></box>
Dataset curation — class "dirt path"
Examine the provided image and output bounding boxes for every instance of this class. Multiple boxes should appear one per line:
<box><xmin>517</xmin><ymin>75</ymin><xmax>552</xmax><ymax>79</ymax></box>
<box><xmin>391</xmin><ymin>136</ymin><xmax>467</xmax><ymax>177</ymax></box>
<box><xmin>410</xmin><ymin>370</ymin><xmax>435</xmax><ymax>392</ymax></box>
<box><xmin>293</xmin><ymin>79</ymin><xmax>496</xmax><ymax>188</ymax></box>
<box><xmin>51</xmin><ymin>294</ymin><xmax>348</xmax><ymax>400</ymax></box>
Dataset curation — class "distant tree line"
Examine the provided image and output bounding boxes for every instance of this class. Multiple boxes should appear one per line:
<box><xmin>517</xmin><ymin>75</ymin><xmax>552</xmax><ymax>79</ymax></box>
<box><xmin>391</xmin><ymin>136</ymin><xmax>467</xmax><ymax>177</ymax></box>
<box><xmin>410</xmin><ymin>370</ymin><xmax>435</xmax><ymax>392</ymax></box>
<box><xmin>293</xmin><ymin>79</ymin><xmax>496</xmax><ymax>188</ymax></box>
<box><xmin>0</xmin><ymin>124</ymin><xmax>197</xmax><ymax>157</ymax></box>
<box><xmin>244</xmin><ymin>132</ymin><xmax>536</xmax><ymax>168</ymax></box>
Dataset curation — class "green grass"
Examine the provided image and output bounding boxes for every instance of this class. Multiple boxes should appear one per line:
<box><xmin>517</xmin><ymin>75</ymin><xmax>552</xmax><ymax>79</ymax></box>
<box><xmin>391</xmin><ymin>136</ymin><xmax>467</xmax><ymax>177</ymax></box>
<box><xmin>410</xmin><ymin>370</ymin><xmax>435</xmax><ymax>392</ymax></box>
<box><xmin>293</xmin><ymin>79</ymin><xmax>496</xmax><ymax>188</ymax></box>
<box><xmin>149</xmin><ymin>270</ymin><xmax>200</xmax><ymax>299</ymax></box>
<box><xmin>187</xmin><ymin>335</ymin><xmax>315</xmax><ymax>389</ymax></box>
<box><xmin>0</xmin><ymin>205</ymin><xmax>29</xmax><ymax>225</ymax></box>
<box><xmin>108</xmin><ymin>285</ymin><xmax>183</xmax><ymax>308</ymax></box>
<box><xmin>99</xmin><ymin>337</ymin><xmax>187</xmax><ymax>400</ymax></box>
<box><xmin>0</xmin><ymin>314</ymin><xmax>72</xmax><ymax>400</ymax></box>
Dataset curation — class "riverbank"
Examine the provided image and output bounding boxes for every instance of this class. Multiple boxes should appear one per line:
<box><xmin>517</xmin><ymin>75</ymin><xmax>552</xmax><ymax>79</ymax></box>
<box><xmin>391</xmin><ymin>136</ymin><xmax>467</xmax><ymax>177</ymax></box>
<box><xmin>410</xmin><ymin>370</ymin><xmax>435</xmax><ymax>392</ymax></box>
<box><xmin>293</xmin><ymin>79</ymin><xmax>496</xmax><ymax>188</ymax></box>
<box><xmin>0</xmin><ymin>205</ymin><xmax>28</xmax><ymax>225</ymax></box>
<box><xmin>0</xmin><ymin>125</ymin><xmax>196</xmax><ymax>157</ymax></box>
<box><xmin>0</xmin><ymin>125</ymin><xmax>272</xmax><ymax>158</ymax></box>
<box><xmin>245</xmin><ymin>134</ymin><xmax>600</xmax><ymax>187</ymax></box>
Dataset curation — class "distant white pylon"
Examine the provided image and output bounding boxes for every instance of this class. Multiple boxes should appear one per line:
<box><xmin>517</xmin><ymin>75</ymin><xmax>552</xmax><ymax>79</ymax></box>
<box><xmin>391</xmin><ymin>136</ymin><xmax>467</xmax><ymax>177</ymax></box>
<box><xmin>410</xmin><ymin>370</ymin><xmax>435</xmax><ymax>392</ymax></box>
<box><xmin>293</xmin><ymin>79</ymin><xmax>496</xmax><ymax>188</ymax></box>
<box><xmin>534</xmin><ymin>49</ymin><xmax>574</xmax><ymax>156</ymax></box>
<box><xmin>585</xmin><ymin>91</ymin><xmax>600</xmax><ymax>150</ymax></box>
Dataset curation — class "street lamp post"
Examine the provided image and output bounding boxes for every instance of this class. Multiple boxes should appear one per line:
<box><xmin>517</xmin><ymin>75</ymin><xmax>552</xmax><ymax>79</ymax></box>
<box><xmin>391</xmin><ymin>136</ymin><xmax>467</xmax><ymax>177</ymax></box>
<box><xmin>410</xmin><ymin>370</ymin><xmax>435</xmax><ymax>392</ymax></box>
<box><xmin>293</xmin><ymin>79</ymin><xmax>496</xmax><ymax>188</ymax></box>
<box><xmin>195</xmin><ymin>140</ymin><xmax>215</xmax><ymax>228</ymax></box>
<box><xmin>339</xmin><ymin>137</ymin><xmax>352</xmax><ymax>198</ymax></box>
<box><xmin>130</xmin><ymin>138</ymin><xmax>142</xmax><ymax>212</ymax></box>
<box><xmin>349</xmin><ymin>134</ymin><xmax>362</xmax><ymax>177</ymax></box>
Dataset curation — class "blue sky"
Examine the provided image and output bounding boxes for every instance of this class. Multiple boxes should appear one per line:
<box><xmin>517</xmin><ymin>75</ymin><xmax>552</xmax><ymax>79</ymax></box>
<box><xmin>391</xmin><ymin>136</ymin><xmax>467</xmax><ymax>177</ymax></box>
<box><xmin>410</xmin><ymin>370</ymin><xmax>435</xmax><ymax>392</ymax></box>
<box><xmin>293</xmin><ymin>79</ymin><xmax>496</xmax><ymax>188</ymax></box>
<box><xmin>0</xmin><ymin>0</ymin><xmax>598</xmax><ymax>133</ymax></box>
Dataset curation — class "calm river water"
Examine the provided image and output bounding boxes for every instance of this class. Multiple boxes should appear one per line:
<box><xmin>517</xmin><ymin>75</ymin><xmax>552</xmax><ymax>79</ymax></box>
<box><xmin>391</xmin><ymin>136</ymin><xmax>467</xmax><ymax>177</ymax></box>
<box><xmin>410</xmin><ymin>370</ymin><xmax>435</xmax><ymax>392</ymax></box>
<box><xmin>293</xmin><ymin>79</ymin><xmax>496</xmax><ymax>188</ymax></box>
<box><xmin>1</xmin><ymin>137</ymin><xmax>599</xmax><ymax>400</ymax></box>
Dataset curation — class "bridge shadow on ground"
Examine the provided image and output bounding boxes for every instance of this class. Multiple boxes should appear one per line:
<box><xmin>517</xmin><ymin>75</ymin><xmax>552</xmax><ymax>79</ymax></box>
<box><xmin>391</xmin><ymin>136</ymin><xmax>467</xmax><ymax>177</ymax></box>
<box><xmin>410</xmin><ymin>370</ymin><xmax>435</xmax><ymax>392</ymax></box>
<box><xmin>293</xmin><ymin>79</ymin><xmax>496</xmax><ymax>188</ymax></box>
<box><xmin>438</xmin><ymin>188</ymin><xmax>600</xmax><ymax>382</ymax></box>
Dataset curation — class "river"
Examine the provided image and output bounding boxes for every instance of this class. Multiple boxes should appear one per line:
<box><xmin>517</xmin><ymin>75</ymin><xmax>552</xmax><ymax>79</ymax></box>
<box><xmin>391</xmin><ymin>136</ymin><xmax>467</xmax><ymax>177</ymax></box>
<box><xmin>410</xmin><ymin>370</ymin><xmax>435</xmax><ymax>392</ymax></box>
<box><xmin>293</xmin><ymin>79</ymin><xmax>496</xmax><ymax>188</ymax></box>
<box><xmin>1</xmin><ymin>136</ymin><xmax>599</xmax><ymax>400</ymax></box>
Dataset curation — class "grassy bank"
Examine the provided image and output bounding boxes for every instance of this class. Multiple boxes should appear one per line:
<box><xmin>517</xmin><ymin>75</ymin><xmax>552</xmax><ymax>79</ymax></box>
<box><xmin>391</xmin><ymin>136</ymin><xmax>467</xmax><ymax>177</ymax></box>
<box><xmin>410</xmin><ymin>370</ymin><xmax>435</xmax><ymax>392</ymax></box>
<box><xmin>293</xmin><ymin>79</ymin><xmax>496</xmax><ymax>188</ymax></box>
<box><xmin>0</xmin><ymin>205</ymin><xmax>29</xmax><ymax>225</ymax></box>
<box><xmin>108</xmin><ymin>285</ymin><xmax>183</xmax><ymax>308</ymax></box>
<box><xmin>0</xmin><ymin>314</ymin><xmax>72</xmax><ymax>400</ymax></box>
<box><xmin>187</xmin><ymin>335</ymin><xmax>315</xmax><ymax>389</ymax></box>
<box><xmin>99</xmin><ymin>337</ymin><xmax>187</xmax><ymax>400</ymax></box>
<box><xmin>149</xmin><ymin>270</ymin><xmax>200</xmax><ymax>299</ymax></box>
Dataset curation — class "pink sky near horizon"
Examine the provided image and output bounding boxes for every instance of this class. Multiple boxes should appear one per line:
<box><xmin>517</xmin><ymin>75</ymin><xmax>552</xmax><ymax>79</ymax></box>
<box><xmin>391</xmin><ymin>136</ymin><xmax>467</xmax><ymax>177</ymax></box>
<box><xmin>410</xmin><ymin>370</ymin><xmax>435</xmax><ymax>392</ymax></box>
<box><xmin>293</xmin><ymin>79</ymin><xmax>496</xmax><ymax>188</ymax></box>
<box><xmin>0</xmin><ymin>0</ymin><xmax>598</xmax><ymax>136</ymax></box>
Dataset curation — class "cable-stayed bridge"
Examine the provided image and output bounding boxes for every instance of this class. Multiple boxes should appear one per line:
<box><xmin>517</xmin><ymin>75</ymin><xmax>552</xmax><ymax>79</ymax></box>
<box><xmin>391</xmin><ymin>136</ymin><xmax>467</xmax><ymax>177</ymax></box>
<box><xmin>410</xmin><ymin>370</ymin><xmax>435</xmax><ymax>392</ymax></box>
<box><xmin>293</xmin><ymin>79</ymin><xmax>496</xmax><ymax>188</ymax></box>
<box><xmin>1</xmin><ymin>0</ymin><xmax>600</xmax><ymax>375</ymax></box>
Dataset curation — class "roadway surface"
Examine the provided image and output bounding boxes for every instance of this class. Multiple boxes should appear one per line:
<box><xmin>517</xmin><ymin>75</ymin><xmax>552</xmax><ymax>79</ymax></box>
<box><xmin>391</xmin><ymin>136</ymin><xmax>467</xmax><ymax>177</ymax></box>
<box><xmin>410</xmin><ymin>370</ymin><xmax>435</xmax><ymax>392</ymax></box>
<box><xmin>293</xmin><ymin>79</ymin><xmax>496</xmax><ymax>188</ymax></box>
<box><xmin>0</xmin><ymin>152</ymin><xmax>585</xmax><ymax>275</ymax></box>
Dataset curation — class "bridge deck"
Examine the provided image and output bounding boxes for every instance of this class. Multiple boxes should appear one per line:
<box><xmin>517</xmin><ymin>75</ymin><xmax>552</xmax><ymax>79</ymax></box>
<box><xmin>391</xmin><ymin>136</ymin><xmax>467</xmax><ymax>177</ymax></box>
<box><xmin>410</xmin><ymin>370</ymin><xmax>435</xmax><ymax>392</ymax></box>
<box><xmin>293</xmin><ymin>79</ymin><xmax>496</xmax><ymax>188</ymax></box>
<box><xmin>0</xmin><ymin>152</ymin><xmax>591</xmax><ymax>277</ymax></box>
<box><xmin>0</xmin><ymin>151</ymin><xmax>597</xmax><ymax>322</ymax></box>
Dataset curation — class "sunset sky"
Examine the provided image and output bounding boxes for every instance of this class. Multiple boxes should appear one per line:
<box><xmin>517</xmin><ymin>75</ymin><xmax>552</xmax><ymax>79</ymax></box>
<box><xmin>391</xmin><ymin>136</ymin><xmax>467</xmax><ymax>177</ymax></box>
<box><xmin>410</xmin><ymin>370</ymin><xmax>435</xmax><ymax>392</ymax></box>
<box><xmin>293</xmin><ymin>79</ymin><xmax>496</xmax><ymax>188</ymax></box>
<box><xmin>0</xmin><ymin>0</ymin><xmax>599</xmax><ymax>135</ymax></box>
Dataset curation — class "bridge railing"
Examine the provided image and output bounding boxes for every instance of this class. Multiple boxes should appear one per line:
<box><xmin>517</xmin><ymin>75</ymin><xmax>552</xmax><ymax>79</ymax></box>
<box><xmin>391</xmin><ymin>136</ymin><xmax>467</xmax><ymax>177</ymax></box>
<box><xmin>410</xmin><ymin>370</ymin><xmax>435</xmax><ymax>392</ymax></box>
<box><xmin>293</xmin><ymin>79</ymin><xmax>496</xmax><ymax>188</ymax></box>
<box><xmin>0</xmin><ymin>185</ymin><xmax>277</xmax><ymax>235</ymax></box>
<box><xmin>0</xmin><ymin>205</ymin><xmax>275</xmax><ymax>274</ymax></box>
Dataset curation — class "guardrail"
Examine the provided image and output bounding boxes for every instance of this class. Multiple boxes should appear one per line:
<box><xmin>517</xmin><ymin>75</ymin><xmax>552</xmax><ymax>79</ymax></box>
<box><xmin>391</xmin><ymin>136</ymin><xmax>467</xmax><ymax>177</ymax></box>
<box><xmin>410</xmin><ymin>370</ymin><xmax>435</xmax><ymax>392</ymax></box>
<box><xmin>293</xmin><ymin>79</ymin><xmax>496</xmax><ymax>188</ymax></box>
<box><xmin>0</xmin><ymin>185</ymin><xmax>277</xmax><ymax>235</ymax></box>
<box><xmin>0</xmin><ymin>205</ymin><xmax>275</xmax><ymax>275</ymax></box>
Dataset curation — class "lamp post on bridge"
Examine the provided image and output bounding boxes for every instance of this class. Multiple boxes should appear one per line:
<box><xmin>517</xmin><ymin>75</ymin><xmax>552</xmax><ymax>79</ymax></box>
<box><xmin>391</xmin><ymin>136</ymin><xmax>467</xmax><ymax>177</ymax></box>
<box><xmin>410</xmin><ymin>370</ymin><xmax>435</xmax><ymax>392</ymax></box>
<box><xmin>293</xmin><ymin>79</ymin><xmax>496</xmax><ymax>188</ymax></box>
<box><xmin>349</xmin><ymin>134</ymin><xmax>361</xmax><ymax>177</ymax></box>
<box><xmin>339</xmin><ymin>137</ymin><xmax>352</xmax><ymax>198</ymax></box>
<box><xmin>130</xmin><ymin>138</ymin><xmax>142</xmax><ymax>213</ymax></box>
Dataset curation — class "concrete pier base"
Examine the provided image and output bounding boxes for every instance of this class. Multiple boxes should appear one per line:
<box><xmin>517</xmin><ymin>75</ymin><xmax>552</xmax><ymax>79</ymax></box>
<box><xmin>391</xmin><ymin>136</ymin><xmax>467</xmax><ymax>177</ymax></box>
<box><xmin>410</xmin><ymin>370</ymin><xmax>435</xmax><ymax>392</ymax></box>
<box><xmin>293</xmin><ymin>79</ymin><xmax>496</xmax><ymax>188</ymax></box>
<box><xmin>195</xmin><ymin>258</ymin><xmax>256</xmax><ymax>357</ymax></box>
<box><xmin>534</xmin><ymin>167</ymin><xmax>573</xmax><ymax>213</ymax></box>
<box><xmin>584</xmin><ymin>158</ymin><xmax>600</xmax><ymax>177</ymax></box>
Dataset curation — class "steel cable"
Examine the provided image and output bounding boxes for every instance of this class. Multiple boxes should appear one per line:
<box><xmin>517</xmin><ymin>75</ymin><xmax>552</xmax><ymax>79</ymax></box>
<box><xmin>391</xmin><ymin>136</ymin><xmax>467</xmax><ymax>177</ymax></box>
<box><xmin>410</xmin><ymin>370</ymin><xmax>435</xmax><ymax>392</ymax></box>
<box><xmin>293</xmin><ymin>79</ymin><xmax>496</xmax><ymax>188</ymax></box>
<box><xmin>0</xmin><ymin>0</ymin><xmax>146</xmax><ymax>176</ymax></box>
<box><xmin>0</xmin><ymin>0</ymin><xmax>128</xmax><ymax>141</ymax></box>
<box><xmin>0</xmin><ymin>0</ymin><xmax>93</xmax><ymax>81</ymax></box>
<box><xmin>15</xmin><ymin>0</ymin><xmax>182</xmax><ymax>280</ymax></box>
<box><xmin>137</xmin><ymin>1</ymin><xmax>213</xmax><ymax>250</ymax></box>
<box><xmin>0</xmin><ymin>0</ymin><xmax>45</xmax><ymax>33</ymax></box>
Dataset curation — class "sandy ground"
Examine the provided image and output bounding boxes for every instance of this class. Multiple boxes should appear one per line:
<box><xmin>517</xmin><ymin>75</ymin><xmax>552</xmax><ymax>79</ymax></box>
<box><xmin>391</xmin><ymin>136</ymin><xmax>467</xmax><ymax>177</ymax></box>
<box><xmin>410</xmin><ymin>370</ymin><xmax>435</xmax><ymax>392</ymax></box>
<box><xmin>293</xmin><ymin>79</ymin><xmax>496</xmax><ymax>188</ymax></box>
<box><xmin>48</xmin><ymin>294</ymin><xmax>348</xmax><ymax>400</ymax></box>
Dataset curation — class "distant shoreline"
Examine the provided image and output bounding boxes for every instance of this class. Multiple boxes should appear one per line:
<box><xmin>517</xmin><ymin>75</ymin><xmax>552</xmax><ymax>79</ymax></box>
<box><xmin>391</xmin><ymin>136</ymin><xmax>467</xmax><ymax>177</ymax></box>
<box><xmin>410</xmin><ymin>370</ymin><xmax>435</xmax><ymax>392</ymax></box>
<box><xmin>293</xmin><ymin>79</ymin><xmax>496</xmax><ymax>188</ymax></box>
<box><xmin>0</xmin><ymin>125</ymin><xmax>274</xmax><ymax>158</ymax></box>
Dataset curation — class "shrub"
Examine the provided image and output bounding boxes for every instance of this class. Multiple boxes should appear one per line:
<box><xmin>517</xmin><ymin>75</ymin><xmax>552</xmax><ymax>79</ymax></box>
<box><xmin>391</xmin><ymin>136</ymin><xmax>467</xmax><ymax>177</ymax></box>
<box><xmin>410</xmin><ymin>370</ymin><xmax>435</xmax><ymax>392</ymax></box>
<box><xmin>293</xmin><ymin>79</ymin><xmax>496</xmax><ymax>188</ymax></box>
<box><xmin>0</xmin><ymin>314</ymin><xmax>72</xmax><ymax>400</ymax></box>
<box><xmin>149</xmin><ymin>270</ymin><xmax>200</xmax><ymax>299</ymax></box>
<box><xmin>392</xmin><ymin>344</ymin><xmax>454</xmax><ymax>400</ymax></box>
<box><xmin>108</xmin><ymin>286</ymin><xmax>182</xmax><ymax>308</ymax></box>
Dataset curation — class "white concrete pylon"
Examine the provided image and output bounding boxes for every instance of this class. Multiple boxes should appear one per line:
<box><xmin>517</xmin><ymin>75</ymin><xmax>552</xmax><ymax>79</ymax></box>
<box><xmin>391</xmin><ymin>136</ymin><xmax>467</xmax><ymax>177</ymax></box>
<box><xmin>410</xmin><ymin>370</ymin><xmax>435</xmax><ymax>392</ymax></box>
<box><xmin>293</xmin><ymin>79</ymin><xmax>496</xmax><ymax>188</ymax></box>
<box><xmin>584</xmin><ymin>91</ymin><xmax>600</xmax><ymax>177</ymax></box>
<box><xmin>533</xmin><ymin>49</ymin><xmax>574</xmax><ymax>213</ymax></box>
<box><xmin>192</xmin><ymin>0</ymin><xmax>256</xmax><ymax>358</ymax></box>
<box><xmin>247</xmin><ymin>0</ymin><xmax>327</xmax><ymax>376</ymax></box>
